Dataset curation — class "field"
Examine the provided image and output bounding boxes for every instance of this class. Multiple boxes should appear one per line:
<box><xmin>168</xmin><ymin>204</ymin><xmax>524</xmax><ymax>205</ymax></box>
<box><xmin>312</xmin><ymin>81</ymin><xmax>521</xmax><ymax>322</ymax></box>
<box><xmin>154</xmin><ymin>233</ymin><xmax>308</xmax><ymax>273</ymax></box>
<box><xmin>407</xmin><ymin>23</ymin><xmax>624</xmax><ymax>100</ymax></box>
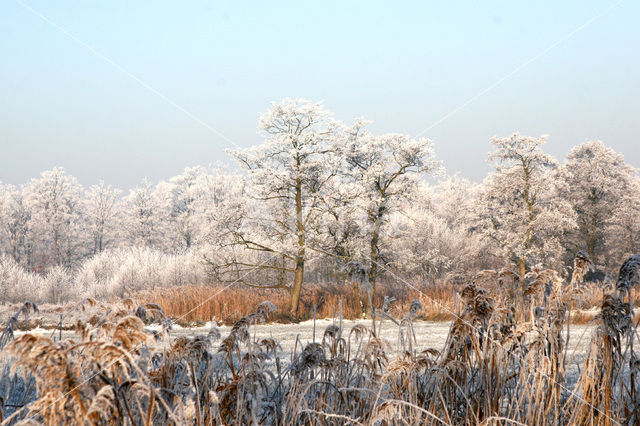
<box><xmin>174</xmin><ymin>319</ymin><xmax>596</xmax><ymax>387</ymax></box>
<box><xmin>1</xmin><ymin>256</ymin><xmax>639</xmax><ymax>425</ymax></box>
<box><xmin>8</xmin><ymin>318</ymin><xmax>597</xmax><ymax>376</ymax></box>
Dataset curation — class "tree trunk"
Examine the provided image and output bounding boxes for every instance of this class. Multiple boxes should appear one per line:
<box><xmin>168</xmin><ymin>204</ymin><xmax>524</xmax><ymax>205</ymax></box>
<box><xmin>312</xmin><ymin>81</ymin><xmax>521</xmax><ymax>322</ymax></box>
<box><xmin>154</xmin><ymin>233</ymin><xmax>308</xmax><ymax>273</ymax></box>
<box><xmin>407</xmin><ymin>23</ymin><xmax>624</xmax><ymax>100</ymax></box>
<box><xmin>290</xmin><ymin>256</ymin><xmax>304</xmax><ymax>315</ymax></box>
<box><xmin>290</xmin><ymin>174</ymin><xmax>305</xmax><ymax>316</ymax></box>
<box><xmin>368</xmin><ymin>227</ymin><xmax>379</xmax><ymax>287</ymax></box>
<box><xmin>366</xmin><ymin>207</ymin><xmax>383</xmax><ymax>316</ymax></box>
<box><xmin>53</xmin><ymin>227</ymin><xmax>62</xmax><ymax>266</ymax></box>
<box><xmin>586</xmin><ymin>219</ymin><xmax>599</xmax><ymax>265</ymax></box>
<box><xmin>587</xmin><ymin>239</ymin><xmax>596</xmax><ymax>266</ymax></box>
<box><xmin>520</xmin><ymin>161</ymin><xmax>533</xmax><ymax>283</ymax></box>
<box><xmin>517</xmin><ymin>258</ymin><xmax>526</xmax><ymax>280</ymax></box>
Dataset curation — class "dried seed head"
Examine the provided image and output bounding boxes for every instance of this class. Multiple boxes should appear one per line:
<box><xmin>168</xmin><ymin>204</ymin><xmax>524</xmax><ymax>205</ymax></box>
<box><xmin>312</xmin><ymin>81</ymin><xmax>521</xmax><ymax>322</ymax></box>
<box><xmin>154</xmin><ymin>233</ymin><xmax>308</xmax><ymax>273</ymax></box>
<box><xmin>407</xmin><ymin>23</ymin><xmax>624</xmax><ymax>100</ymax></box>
<box><xmin>409</xmin><ymin>299</ymin><xmax>423</xmax><ymax>316</ymax></box>
<box><xmin>616</xmin><ymin>254</ymin><xmax>640</xmax><ymax>294</ymax></box>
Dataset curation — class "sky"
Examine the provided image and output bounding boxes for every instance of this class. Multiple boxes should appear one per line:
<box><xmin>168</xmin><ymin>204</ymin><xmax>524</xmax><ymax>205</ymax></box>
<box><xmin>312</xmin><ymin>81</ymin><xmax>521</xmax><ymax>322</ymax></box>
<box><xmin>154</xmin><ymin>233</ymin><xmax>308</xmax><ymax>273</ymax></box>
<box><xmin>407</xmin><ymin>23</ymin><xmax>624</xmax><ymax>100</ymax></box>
<box><xmin>1</xmin><ymin>0</ymin><xmax>638</xmax><ymax>189</ymax></box>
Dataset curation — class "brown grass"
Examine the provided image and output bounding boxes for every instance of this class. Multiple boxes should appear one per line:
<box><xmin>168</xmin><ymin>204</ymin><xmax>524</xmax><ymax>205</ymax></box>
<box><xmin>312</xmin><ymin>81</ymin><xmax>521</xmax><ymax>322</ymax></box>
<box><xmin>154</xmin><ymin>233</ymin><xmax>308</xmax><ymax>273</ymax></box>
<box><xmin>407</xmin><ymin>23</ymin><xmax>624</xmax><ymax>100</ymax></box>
<box><xmin>134</xmin><ymin>281</ymin><xmax>456</xmax><ymax>325</ymax></box>
<box><xmin>134</xmin><ymin>280</ymin><xmax>632</xmax><ymax>326</ymax></box>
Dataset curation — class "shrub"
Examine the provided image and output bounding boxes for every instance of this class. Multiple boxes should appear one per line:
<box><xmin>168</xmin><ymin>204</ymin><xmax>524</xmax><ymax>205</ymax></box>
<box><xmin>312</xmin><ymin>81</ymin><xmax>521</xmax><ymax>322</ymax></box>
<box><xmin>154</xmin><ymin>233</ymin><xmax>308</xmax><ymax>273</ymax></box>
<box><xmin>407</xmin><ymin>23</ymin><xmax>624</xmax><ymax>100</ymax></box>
<box><xmin>0</xmin><ymin>255</ymin><xmax>44</xmax><ymax>304</ymax></box>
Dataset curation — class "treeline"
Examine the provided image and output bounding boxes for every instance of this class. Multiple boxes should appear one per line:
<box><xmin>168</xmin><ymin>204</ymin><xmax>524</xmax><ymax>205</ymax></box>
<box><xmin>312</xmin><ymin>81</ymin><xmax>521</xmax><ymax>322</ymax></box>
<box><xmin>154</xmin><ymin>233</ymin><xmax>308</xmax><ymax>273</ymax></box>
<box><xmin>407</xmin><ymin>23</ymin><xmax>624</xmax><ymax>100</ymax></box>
<box><xmin>1</xmin><ymin>99</ymin><xmax>639</xmax><ymax>310</ymax></box>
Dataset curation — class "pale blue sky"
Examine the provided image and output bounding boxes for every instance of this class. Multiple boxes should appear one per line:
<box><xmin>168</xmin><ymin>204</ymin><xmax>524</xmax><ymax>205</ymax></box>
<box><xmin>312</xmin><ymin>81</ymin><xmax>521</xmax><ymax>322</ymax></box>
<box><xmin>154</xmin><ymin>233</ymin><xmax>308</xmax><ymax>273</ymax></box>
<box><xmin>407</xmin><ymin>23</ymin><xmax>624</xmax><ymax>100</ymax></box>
<box><xmin>1</xmin><ymin>0</ymin><xmax>638</xmax><ymax>188</ymax></box>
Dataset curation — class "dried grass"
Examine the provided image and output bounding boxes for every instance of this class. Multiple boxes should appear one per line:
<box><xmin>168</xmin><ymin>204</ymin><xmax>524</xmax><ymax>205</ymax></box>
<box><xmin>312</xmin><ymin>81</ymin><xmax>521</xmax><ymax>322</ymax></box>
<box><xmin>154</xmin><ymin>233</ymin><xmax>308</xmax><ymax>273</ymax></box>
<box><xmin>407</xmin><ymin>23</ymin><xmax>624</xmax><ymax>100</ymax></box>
<box><xmin>1</xmin><ymin>254</ymin><xmax>639</xmax><ymax>425</ymax></box>
<box><xmin>134</xmin><ymin>281</ymin><xmax>456</xmax><ymax>325</ymax></box>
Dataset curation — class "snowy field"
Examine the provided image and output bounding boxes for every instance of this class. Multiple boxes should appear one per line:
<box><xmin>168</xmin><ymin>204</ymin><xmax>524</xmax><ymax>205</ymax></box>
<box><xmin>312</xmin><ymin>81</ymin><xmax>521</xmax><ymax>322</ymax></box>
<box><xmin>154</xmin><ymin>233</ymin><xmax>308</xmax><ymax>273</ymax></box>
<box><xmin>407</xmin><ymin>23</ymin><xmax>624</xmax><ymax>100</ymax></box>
<box><xmin>16</xmin><ymin>319</ymin><xmax>597</xmax><ymax>363</ymax></box>
<box><xmin>179</xmin><ymin>319</ymin><xmax>596</xmax><ymax>382</ymax></box>
<box><xmin>178</xmin><ymin>318</ymin><xmax>592</xmax><ymax>351</ymax></box>
<box><xmin>176</xmin><ymin>318</ymin><xmax>454</xmax><ymax>358</ymax></box>
<box><xmin>11</xmin><ymin>318</ymin><xmax>597</xmax><ymax>385</ymax></box>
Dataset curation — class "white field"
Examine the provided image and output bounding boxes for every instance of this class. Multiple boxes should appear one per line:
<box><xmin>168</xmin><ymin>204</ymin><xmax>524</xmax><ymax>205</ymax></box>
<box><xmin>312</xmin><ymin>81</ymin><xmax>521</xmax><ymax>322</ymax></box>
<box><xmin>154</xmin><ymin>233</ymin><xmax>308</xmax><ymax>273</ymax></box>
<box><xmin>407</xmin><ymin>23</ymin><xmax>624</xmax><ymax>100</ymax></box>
<box><xmin>13</xmin><ymin>318</ymin><xmax>597</xmax><ymax>386</ymax></box>
<box><xmin>173</xmin><ymin>318</ymin><xmax>596</xmax><ymax>383</ymax></box>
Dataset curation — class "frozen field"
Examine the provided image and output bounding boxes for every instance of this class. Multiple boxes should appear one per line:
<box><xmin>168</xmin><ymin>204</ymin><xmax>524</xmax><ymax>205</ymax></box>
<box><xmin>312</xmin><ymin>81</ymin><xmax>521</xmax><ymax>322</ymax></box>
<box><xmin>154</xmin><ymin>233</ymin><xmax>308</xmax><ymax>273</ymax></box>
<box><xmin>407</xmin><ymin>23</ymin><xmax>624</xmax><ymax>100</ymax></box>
<box><xmin>172</xmin><ymin>318</ymin><xmax>597</xmax><ymax>382</ymax></box>
<box><xmin>11</xmin><ymin>318</ymin><xmax>597</xmax><ymax>385</ymax></box>
<box><xmin>177</xmin><ymin>318</ymin><xmax>453</xmax><ymax>359</ymax></box>
<box><xmin>16</xmin><ymin>318</ymin><xmax>597</xmax><ymax>363</ymax></box>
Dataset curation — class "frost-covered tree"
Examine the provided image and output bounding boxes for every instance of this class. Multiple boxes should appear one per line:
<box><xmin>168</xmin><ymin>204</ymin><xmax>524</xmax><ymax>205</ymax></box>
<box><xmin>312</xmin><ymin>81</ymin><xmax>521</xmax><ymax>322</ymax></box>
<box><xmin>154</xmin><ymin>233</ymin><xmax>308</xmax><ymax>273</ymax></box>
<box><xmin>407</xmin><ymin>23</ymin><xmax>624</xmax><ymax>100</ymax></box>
<box><xmin>156</xmin><ymin>166</ymin><xmax>205</xmax><ymax>250</ymax></box>
<box><xmin>425</xmin><ymin>174</ymin><xmax>479</xmax><ymax>230</ymax></box>
<box><xmin>121</xmin><ymin>178</ymin><xmax>164</xmax><ymax>249</ymax></box>
<box><xmin>313</xmin><ymin>177</ymin><xmax>366</xmax><ymax>274</ymax></box>
<box><xmin>0</xmin><ymin>183</ymin><xmax>33</xmax><ymax>266</ymax></box>
<box><xmin>196</xmin><ymin>166</ymin><xmax>246</xmax><ymax>245</ymax></box>
<box><xmin>224</xmin><ymin>98</ymin><xmax>341</xmax><ymax>315</ymax></box>
<box><xmin>85</xmin><ymin>181</ymin><xmax>122</xmax><ymax>254</ymax></box>
<box><xmin>476</xmin><ymin>134</ymin><xmax>576</xmax><ymax>278</ymax></box>
<box><xmin>343</xmin><ymin>124</ymin><xmax>440</xmax><ymax>294</ymax></box>
<box><xmin>560</xmin><ymin>141</ymin><xmax>637</xmax><ymax>267</ymax></box>
<box><xmin>391</xmin><ymin>210</ymin><xmax>480</xmax><ymax>284</ymax></box>
<box><xmin>22</xmin><ymin>167</ymin><xmax>85</xmax><ymax>268</ymax></box>
<box><xmin>391</xmin><ymin>178</ymin><xmax>490</xmax><ymax>282</ymax></box>
<box><xmin>606</xmin><ymin>175</ymin><xmax>640</xmax><ymax>265</ymax></box>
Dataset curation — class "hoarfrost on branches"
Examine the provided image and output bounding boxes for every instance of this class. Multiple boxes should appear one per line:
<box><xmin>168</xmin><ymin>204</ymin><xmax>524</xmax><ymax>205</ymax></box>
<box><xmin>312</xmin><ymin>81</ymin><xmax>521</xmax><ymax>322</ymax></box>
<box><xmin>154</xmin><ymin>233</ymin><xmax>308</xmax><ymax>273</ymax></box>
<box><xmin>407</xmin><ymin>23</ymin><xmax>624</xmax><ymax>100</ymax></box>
<box><xmin>559</xmin><ymin>140</ymin><xmax>639</xmax><ymax>269</ymax></box>
<box><xmin>0</xmin><ymin>102</ymin><xmax>637</xmax><ymax>315</ymax></box>
<box><xmin>475</xmin><ymin>133</ymin><xmax>576</xmax><ymax>277</ymax></box>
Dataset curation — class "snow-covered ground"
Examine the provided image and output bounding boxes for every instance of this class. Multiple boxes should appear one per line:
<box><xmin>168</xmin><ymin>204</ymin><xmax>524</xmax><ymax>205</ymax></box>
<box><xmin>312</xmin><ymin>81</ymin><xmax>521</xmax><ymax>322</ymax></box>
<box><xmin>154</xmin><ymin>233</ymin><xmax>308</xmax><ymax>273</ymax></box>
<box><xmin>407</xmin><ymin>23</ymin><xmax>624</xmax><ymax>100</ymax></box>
<box><xmin>14</xmin><ymin>319</ymin><xmax>597</xmax><ymax>360</ymax></box>
<box><xmin>175</xmin><ymin>318</ymin><xmax>453</xmax><ymax>358</ymax></box>
<box><xmin>11</xmin><ymin>318</ymin><xmax>597</xmax><ymax>385</ymax></box>
<box><xmin>173</xmin><ymin>318</ymin><xmax>596</xmax><ymax>381</ymax></box>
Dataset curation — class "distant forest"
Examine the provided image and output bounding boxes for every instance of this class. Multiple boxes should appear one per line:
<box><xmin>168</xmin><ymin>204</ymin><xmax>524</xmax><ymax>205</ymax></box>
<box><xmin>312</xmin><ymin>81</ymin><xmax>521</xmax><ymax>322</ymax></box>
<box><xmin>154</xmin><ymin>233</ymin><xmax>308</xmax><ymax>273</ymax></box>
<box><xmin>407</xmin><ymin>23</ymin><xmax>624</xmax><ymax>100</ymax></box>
<box><xmin>1</xmin><ymin>100</ymin><xmax>638</xmax><ymax>311</ymax></box>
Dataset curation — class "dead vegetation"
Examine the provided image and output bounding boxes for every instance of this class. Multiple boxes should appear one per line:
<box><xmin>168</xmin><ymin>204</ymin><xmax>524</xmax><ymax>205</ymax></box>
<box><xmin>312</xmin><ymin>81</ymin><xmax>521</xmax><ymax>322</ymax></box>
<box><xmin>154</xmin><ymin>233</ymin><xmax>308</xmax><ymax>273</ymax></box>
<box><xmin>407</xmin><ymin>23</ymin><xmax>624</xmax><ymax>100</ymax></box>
<box><xmin>0</xmin><ymin>253</ymin><xmax>639</xmax><ymax>425</ymax></box>
<box><xmin>135</xmin><ymin>279</ymin><xmax>634</xmax><ymax>327</ymax></box>
<box><xmin>133</xmin><ymin>281</ymin><xmax>456</xmax><ymax>325</ymax></box>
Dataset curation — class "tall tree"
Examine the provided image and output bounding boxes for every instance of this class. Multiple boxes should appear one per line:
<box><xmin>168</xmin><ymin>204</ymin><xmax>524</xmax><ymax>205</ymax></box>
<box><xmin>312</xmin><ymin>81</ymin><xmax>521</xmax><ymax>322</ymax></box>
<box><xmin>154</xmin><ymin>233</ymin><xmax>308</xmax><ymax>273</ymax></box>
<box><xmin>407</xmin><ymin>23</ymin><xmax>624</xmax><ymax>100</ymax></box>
<box><xmin>476</xmin><ymin>134</ymin><xmax>576</xmax><ymax>278</ymax></box>
<box><xmin>606</xmin><ymin>176</ymin><xmax>640</xmax><ymax>266</ymax></box>
<box><xmin>425</xmin><ymin>174</ymin><xmax>479</xmax><ymax>230</ymax></box>
<box><xmin>343</xmin><ymin>126</ymin><xmax>440</xmax><ymax>298</ymax></box>
<box><xmin>0</xmin><ymin>183</ymin><xmax>32</xmax><ymax>266</ymax></box>
<box><xmin>156</xmin><ymin>166</ymin><xmax>207</xmax><ymax>251</ymax></box>
<box><xmin>22</xmin><ymin>167</ymin><xmax>85</xmax><ymax>269</ymax></box>
<box><xmin>121</xmin><ymin>179</ymin><xmax>164</xmax><ymax>249</ymax></box>
<box><xmin>560</xmin><ymin>141</ymin><xmax>637</xmax><ymax>267</ymax></box>
<box><xmin>196</xmin><ymin>166</ymin><xmax>246</xmax><ymax>245</ymax></box>
<box><xmin>391</xmin><ymin>178</ymin><xmax>489</xmax><ymax>283</ymax></box>
<box><xmin>85</xmin><ymin>181</ymin><xmax>122</xmax><ymax>254</ymax></box>
<box><xmin>224</xmin><ymin>98</ymin><xmax>341</xmax><ymax>315</ymax></box>
<box><xmin>313</xmin><ymin>177</ymin><xmax>366</xmax><ymax>277</ymax></box>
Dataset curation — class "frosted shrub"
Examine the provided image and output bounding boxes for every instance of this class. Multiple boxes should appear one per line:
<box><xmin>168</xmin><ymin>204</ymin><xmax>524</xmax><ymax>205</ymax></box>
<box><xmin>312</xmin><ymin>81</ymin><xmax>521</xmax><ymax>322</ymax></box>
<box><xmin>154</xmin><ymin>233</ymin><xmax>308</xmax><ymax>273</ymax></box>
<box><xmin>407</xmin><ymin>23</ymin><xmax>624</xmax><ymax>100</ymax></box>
<box><xmin>42</xmin><ymin>265</ymin><xmax>77</xmax><ymax>304</ymax></box>
<box><xmin>0</xmin><ymin>248</ymin><xmax>208</xmax><ymax>304</ymax></box>
<box><xmin>77</xmin><ymin>247</ymin><xmax>208</xmax><ymax>300</ymax></box>
<box><xmin>0</xmin><ymin>255</ymin><xmax>43</xmax><ymax>304</ymax></box>
<box><xmin>164</xmin><ymin>252</ymin><xmax>206</xmax><ymax>287</ymax></box>
<box><xmin>74</xmin><ymin>249</ymin><xmax>126</xmax><ymax>297</ymax></box>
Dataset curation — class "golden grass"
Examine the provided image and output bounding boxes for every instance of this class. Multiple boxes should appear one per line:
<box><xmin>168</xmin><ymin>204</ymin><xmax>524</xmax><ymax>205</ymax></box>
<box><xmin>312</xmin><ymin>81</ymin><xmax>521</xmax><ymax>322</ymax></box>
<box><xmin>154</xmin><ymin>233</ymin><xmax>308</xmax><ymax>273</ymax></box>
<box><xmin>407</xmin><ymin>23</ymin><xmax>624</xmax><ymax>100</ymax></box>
<box><xmin>134</xmin><ymin>281</ymin><xmax>456</xmax><ymax>325</ymax></box>
<box><xmin>134</xmin><ymin>280</ymin><xmax>631</xmax><ymax>325</ymax></box>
